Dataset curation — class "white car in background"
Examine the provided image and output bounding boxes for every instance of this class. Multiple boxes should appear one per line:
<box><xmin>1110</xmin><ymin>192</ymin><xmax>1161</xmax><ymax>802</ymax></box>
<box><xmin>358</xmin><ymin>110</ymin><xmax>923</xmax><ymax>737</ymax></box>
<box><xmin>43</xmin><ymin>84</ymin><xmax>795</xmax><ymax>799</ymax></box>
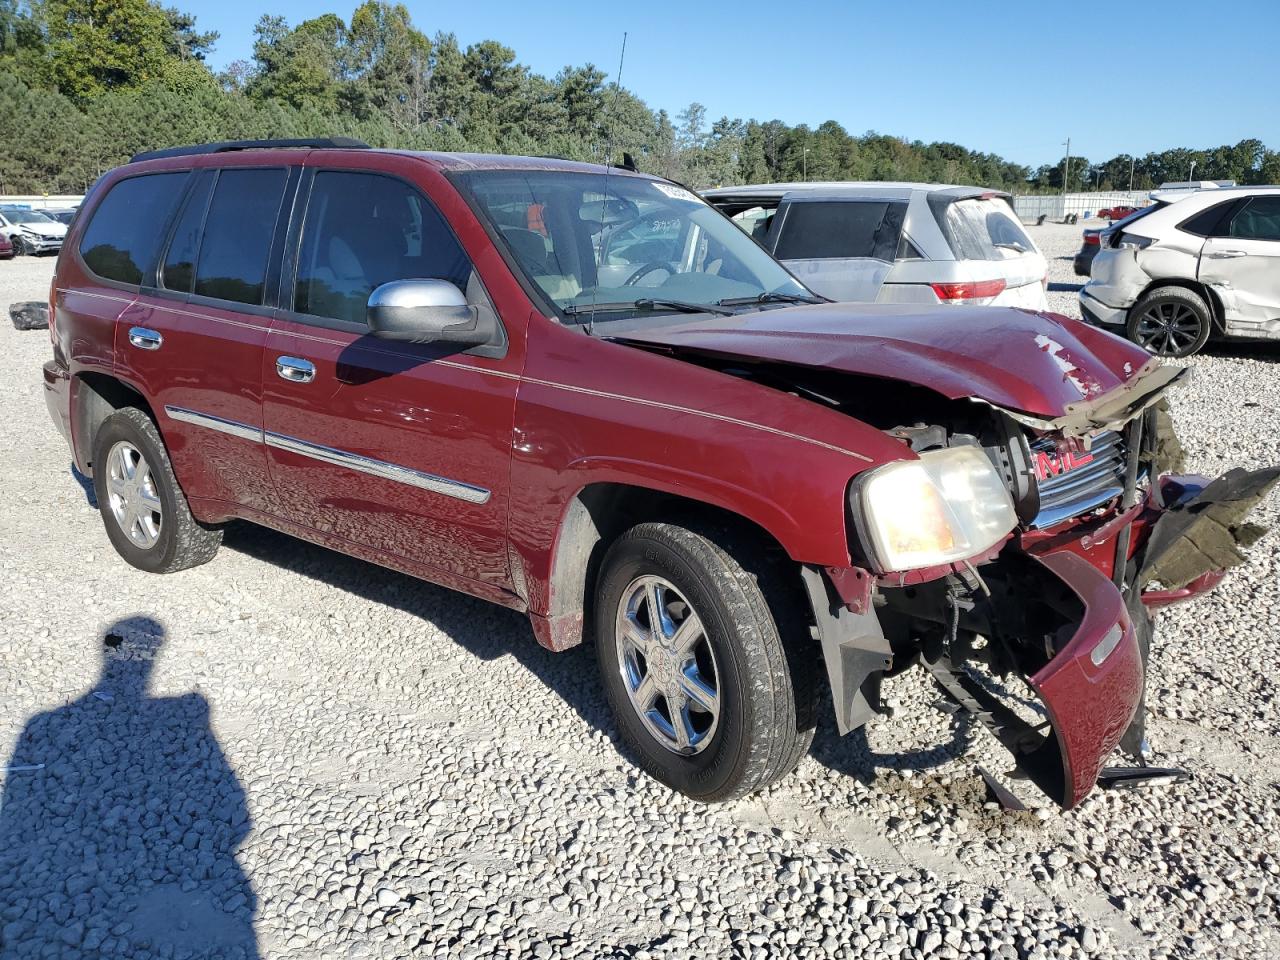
<box><xmin>703</xmin><ymin>183</ymin><xmax>1048</xmax><ymax>308</ymax></box>
<box><xmin>0</xmin><ymin>206</ymin><xmax>67</xmax><ymax>255</ymax></box>
<box><xmin>1081</xmin><ymin>186</ymin><xmax>1280</xmax><ymax>357</ymax></box>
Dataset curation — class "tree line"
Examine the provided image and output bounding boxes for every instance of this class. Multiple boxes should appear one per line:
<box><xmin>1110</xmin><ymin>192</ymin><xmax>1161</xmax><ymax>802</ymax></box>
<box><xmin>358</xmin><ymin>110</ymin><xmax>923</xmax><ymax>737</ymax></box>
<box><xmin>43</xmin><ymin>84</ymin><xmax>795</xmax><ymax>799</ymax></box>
<box><xmin>1</xmin><ymin>0</ymin><xmax>1277</xmax><ymax>196</ymax></box>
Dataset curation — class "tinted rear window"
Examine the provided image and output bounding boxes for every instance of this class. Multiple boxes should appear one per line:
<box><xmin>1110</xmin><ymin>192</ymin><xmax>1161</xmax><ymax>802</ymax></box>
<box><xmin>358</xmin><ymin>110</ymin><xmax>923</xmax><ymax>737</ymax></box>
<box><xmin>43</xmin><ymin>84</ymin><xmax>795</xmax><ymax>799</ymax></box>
<box><xmin>938</xmin><ymin>198</ymin><xmax>1035</xmax><ymax>261</ymax></box>
<box><xmin>160</xmin><ymin>174</ymin><xmax>214</xmax><ymax>293</ymax></box>
<box><xmin>193</xmin><ymin>168</ymin><xmax>288</xmax><ymax>305</ymax></box>
<box><xmin>79</xmin><ymin>173</ymin><xmax>188</xmax><ymax>284</ymax></box>
<box><xmin>774</xmin><ymin>200</ymin><xmax>905</xmax><ymax>261</ymax></box>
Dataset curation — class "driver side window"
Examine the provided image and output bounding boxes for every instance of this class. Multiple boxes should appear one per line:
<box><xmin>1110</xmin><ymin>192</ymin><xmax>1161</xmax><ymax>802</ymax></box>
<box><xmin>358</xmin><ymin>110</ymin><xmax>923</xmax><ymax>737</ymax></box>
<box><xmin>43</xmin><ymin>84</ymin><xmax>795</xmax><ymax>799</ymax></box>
<box><xmin>294</xmin><ymin>171</ymin><xmax>474</xmax><ymax>325</ymax></box>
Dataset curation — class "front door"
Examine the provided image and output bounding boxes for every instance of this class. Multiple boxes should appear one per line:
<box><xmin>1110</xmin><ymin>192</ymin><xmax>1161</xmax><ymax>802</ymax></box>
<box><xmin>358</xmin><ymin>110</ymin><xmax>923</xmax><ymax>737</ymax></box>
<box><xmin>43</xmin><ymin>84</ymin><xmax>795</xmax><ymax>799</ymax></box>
<box><xmin>1199</xmin><ymin>195</ymin><xmax>1280</xmax><ymax>334</ymax></box>
<box><xmin>261</xmin><ymin>167</ymin><xmax>519</xmax><ymax>592</ymax></box>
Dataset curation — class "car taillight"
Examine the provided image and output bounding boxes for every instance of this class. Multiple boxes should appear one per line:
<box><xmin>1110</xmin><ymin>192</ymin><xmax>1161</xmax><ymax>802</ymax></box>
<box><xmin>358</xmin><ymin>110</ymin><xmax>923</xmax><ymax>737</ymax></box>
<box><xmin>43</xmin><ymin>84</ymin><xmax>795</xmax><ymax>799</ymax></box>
<box><xmin>930</xmin><ymin>278</ymin><xmax>1007</xmax><ymax>303</ymax></box>
<box><xmin>1084</xmin><ymin>233</ymin><xmax>1100</xmax><ymax>245</ymax></box>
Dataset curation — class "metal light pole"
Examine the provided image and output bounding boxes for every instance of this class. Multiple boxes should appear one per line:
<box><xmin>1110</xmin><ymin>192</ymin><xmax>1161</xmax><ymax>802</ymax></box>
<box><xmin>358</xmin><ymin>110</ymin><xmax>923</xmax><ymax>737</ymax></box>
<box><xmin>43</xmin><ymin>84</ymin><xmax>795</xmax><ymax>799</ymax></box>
<box><xmin>1061</xmin><ymin>138</ymin><xmax>1071</xmax><ymax>195</ymax></box>
<box><xmin>802</xmin><ymin>146</ymin><xmax>809</xmax><ymax>182</ymax></box>
<box><xmin>1189</xmin><ymin>160</ymin><xmax>1197</xmax><ymax>183</ymax></box>
<box><xmin>1129</xmin><ymin>156</ymin><xmax>1135</xmax><ymax>191</ymax></box>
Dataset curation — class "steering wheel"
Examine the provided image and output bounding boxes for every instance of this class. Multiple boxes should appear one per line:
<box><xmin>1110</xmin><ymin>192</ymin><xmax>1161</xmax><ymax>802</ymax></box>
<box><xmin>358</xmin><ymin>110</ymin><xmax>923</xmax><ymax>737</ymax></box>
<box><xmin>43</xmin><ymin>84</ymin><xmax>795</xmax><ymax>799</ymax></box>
<box><xmin>622</xmin><ymin>262</ymin><xmax>672</xmax><ymax>286</ymax></box>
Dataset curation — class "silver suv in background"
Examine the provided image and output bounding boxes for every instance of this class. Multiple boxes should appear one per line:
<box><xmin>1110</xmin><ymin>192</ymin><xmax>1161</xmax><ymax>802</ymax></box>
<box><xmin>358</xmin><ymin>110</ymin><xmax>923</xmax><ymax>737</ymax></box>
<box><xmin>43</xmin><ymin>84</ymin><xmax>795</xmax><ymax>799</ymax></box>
<box><xmin>703</xmin><ymin>183</ymin><xmax>1048</xmax><ymax>308</ymax></box>
<box><xmin>1081</xmin><ymin>186</ymin><xmax>1280</xmax><ymax>357</ymax></box>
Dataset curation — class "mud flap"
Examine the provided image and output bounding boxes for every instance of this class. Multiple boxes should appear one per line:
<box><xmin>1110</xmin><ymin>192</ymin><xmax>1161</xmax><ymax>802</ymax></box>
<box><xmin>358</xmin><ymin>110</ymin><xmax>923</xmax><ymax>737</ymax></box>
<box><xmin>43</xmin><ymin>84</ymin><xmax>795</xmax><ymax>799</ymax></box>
<box><xmin>1118</xmin><ymin>587</ymin><xmax>1152</xmax><ymax>760</ymax></box>
<box><xmin>800</xmin><ymin>566</ymin><xmax>892</xmax><ymax>736</ymax></box>
<box><xmin>1139</xmin><ymin>467</ymin><xmax>1280</xmax><ymax>590</ymax></box>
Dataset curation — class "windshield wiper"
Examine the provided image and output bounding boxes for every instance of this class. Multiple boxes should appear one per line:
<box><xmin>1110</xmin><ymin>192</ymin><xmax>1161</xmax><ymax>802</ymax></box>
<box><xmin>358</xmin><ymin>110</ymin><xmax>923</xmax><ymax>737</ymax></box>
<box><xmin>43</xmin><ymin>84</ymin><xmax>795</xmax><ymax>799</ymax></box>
<box><xmin>717</xmin><ymin>291</ymin><xmax>825</xmax><ymax>307</ymax></box>
<box><xmin>563</xmin><ymin>298</ymin><xmax>736</xmax><ymax>318</ymax></box>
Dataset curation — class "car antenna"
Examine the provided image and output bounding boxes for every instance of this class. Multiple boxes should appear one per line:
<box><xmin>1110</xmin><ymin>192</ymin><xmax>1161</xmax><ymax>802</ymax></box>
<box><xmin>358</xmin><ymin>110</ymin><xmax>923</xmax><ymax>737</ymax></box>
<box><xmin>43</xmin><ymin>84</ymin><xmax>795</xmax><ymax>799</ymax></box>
<box><xmin>587</xmin><ymin>30</ymin><xmax>628</xmax><ymax>337</ymax></box>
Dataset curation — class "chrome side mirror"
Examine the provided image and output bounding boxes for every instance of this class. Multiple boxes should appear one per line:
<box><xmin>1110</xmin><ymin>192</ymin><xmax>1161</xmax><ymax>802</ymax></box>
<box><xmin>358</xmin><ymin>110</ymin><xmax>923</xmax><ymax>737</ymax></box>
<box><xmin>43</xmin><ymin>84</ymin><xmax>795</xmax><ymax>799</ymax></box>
<box><xmin>366</xmin><ymin>279</ymin><xmax>488</xmax><ymax>346</ymax></box>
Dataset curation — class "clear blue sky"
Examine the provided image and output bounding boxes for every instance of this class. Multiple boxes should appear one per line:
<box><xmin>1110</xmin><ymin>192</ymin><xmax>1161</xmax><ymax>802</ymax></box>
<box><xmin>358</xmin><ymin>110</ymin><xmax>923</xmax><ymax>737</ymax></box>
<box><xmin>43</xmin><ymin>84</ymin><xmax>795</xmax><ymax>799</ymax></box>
<box><xmin>183</xmin><ymin>0</ymin><xmax>1280</xmax><ymax>169</ymax></box>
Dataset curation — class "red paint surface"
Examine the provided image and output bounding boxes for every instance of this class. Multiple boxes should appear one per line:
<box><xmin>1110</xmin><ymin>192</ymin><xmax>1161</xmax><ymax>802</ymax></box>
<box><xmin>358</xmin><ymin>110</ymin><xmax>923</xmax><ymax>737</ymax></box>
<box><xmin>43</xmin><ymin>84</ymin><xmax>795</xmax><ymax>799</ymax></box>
<box><xmin>1030</xmin><ymin>552</ymin><xmax>1143</xmax><ymax>809</ymax></box>
<box><xmin>616</xmin><ymin>302</ymin><xmax>1154</xmax><ymax>417</ymax></box>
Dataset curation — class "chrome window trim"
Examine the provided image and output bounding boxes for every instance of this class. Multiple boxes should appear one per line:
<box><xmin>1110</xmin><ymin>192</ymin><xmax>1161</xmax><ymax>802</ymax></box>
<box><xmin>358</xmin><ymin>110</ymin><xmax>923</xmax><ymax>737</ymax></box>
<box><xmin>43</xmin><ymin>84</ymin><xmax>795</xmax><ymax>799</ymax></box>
<box><xmin>162</xmin><ymin>404</ymin><xmax>490</xmax><ymax>504</ymax></box>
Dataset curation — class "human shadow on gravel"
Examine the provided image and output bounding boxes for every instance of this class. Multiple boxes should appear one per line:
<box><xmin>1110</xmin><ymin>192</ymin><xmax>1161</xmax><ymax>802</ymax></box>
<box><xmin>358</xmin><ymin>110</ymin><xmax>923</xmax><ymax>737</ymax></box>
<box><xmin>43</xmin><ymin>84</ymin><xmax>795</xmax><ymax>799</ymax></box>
<box><xmin>221</xmin><ymin>525</ymin><xmax>615</xmax><ymax>736</ymax></box>
<box><xmin>0</xmin><ymin>617</ymin><xmax>259</xmax><ymax>959</ymax></box>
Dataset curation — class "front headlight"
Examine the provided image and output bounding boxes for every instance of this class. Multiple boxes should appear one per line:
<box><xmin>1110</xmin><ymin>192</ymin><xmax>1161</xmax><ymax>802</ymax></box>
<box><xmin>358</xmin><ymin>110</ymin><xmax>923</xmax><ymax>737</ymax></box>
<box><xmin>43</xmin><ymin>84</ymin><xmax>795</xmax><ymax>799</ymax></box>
<box><xmin>851</xmin><ymin>446</ymin><xmax>1017</xmax><ymax>573</ymax></box>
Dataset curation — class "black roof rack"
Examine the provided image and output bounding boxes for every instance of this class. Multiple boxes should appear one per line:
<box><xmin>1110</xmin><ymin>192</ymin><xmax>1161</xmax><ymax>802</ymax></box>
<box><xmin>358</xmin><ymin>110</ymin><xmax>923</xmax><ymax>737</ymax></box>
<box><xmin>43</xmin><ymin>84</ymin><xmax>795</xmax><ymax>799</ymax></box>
<box><xmin>130</xmin><ymin>137</ymin><xmax>371</xmax><ymax>164</ymax></box>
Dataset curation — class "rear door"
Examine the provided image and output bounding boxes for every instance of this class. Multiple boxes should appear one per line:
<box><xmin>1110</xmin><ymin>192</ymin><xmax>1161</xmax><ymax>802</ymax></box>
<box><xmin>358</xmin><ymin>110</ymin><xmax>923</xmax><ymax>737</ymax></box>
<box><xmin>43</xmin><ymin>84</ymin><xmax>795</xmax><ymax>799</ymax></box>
<box><xmin>260</xmin><ymin>163</ymin><xmax>520</xmax><ymax>592</ymax></box>
<box><xmin>111</xmin><ymin>163</ymin><xmax>296</xmax><ymax>514</ymax></box>
<box><xmin>770</xmin><ymin>197</ymin><xmax>906</xmax><ymax>301</ymax></box>
<box><xmin>1198</xmin><ymin>196</ymin><xmax>1280</xmax><ymax>333</ymax></box>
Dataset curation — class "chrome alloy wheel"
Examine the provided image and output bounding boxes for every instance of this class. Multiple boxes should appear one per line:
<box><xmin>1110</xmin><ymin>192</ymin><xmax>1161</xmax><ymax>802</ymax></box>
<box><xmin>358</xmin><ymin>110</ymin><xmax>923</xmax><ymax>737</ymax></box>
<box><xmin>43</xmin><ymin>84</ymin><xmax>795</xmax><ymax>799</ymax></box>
<box><xmin>105</xmin><ymin>440</ymin><xmax>162</xmax><ymax>549</ymax></box>
<box><xmin>614</xmin><ymin>575</ymin><xmax>720</xmax><ymax>755</ymax></box>
<box><xmin>1133</xmin><ymin>302</ymin><xmax>1203</xmax><ymax>356</ymax></box>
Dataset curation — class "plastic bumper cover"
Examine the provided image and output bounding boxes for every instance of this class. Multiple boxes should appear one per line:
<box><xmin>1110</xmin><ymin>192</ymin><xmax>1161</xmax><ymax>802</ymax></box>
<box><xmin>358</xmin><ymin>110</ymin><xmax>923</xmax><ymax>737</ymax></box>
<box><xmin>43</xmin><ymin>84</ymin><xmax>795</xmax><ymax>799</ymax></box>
<box><xmin>1078</xmin><ymin>290</ymin><xmax>1126</xmax><ymax>327</ymax></box>
<box><xmin>1026</xmin><ymin>552</ymin><xmax>1143</xmax><ymax>808</ymax></box>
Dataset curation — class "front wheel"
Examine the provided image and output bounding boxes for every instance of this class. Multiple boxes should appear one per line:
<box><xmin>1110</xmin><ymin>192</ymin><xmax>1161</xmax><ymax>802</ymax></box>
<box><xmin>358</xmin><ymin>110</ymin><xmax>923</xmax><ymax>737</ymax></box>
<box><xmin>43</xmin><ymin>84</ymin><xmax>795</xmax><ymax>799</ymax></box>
<box><xmin>1126</xmin><ymin>286</ymin><xmax>1211</xmax><ymax>358</ymax></box>
<box><xmin>595</xmin><ymin>522</ymin><xmax>815</xmax><ymax>802</ymax></box>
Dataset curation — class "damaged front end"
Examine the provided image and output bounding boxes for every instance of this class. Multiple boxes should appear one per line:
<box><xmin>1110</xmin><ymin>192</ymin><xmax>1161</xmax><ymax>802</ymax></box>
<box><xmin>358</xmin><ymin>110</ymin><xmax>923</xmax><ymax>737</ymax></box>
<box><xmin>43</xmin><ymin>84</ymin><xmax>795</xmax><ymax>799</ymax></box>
<box><xmin>810</xmin><ymin>367</ymin><xmax>1279</xmax><ymax>809</ymax></box>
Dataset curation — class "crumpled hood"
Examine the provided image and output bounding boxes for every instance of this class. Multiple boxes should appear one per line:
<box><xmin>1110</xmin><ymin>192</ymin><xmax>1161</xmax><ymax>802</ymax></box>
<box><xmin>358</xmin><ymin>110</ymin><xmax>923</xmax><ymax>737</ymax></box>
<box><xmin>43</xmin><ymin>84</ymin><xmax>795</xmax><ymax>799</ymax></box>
<box><xmin>613</xmin><ymin>303</ymin><xmax>1157</xmax><ymax>418</ymax></box>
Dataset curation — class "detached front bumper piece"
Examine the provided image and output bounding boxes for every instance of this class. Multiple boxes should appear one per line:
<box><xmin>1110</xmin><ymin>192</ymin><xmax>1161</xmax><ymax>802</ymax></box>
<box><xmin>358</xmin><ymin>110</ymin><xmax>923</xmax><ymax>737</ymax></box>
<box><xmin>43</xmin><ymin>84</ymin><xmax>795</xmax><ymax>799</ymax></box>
<box><xmin>923</xmin><ymin>552</ymin><xmax>1142</xmax><ymax>809</ymax></box>
<box><xmin>1027</xmin><ymin>553</ymin><xmax>1143</xmax><ymax>808</ymax></box>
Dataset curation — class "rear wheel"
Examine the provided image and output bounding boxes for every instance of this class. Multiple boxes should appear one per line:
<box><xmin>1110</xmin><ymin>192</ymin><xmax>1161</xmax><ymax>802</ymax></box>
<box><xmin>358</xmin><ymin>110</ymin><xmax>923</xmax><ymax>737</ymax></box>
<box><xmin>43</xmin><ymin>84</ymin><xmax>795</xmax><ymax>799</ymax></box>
<box><xmin>1126</xmin><ymin>286</ymin><xmax>1211</xmax><ymax>358</ymax></box>
<box><xmin>595</xmin><ymin>522</ymin><xmax>816</xmax><ymax>802</ymax></box>
<box><xmin>91</xmin><ymin>407</ymin><xmax>222</xmax><ymax>573</ymax></box>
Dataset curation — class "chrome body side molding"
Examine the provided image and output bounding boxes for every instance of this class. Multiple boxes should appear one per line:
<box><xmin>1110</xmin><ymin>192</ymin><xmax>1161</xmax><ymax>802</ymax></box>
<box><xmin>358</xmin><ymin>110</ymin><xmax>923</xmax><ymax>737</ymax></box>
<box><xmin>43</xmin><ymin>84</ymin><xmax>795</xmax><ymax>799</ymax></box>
<box><xmin>163</xmin><ymin>405</ymin><xmax>490</xmax><ymax>504</ymax></box>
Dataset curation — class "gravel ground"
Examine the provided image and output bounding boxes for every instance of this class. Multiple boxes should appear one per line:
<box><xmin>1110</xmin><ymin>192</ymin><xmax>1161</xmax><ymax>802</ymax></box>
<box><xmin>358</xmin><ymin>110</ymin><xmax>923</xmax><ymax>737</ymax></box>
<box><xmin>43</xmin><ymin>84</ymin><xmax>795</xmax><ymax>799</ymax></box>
<box><xmin>1</xmin><ymin>234</ymin><xmax>1278</xmax><ymax>960</ymax></box>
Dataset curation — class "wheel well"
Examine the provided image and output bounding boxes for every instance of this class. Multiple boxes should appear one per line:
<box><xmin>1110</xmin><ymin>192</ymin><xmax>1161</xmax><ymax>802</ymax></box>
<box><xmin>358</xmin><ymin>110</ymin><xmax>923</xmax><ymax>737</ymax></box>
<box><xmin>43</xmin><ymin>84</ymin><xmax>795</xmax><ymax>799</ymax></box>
<box><xmin>544</xmin><ymin>484</ymin><xmax>805</xmax><ymax>651</ymax></box>
<box><xmin>1134</xmin><ymin>278</ymin><xmax>1225</xmax><ymax>334</ymax></box>
<box><xmin>74</xmin><ymin>373</ymin><xmax>154</xmax><ymax>476</ymax></box>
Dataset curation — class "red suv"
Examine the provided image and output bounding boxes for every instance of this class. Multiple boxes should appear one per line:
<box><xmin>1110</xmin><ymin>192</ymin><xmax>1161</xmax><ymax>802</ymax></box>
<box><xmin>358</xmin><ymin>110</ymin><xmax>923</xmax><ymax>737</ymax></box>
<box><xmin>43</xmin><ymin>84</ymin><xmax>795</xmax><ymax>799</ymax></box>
<box><xmin>42</xmin><ymin>139</ymin><xmax>1275</xmax><ymax>809</ymax></box>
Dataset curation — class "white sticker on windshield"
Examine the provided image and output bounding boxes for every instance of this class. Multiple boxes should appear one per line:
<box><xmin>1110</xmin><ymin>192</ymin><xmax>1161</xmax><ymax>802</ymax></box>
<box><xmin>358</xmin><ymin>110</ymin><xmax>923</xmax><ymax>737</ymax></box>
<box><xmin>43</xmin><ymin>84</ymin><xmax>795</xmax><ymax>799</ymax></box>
<box><xmin>651</xmin><ymin>182</ymin><xmax>702</xmax><ymax>204</ymax></box>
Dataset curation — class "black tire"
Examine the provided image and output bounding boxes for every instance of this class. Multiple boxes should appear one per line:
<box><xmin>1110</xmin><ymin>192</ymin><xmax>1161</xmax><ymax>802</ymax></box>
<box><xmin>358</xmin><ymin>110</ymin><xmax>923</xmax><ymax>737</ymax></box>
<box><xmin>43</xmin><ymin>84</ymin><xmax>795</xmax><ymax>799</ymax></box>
<box><xmin>13</xmin><ymin>234</ymin><xmax>32</xmax><ymax>256</ymax></box>
<box><xmin>91</xmin><ymin>407</ymin><xmax>222</xmax><ymax>573</ymax></box>
<box><xmin>1126</xmin><ymin>286</ymin><xmax>1212</xmax><ymax>358</ymax></box>
<box><xmin>595</xmin><ymin>521</ymin><xmax>816</xmax><ymax>802</ymax></box>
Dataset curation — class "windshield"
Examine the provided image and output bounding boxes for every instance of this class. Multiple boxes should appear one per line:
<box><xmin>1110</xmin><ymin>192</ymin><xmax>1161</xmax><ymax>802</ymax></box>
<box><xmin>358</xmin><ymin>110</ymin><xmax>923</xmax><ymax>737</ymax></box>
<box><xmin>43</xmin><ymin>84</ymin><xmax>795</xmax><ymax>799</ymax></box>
<box><xmin>2</xmin><ymin>209</ymin><xmax>55</xmax><ymax>225</ymax></box>
<box><xmin>458</xmin><ymin>170</ymin><xmax>813</xmax><ymax>323</ymax></box>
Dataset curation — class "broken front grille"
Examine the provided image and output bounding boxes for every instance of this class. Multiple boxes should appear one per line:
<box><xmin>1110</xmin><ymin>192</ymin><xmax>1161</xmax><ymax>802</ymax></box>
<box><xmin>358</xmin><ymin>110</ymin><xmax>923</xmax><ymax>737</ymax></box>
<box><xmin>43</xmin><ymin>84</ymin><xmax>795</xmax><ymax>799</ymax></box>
<box><xmin>1030</xmin><ymin>430</ymin><xmax>1129</xmax><ymax>528</ymax></box>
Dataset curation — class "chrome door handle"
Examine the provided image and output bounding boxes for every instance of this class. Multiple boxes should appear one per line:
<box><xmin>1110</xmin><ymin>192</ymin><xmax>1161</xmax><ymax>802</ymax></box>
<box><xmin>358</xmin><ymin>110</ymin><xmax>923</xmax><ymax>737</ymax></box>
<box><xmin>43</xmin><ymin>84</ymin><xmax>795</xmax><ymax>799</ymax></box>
<box><xmin>276</xmin><ymin>356</ymin><xmax>316</xmax><ymax>383</ymax></box>
<box><xmin>128</xmin><ymin>326</ymin><xmax>163</xmax><ymax>350</ymax></box>
<box><xmin>1207</xmin><ymin>249</ymin><xmax>1248</xmax><ymax>259</ymax></box>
